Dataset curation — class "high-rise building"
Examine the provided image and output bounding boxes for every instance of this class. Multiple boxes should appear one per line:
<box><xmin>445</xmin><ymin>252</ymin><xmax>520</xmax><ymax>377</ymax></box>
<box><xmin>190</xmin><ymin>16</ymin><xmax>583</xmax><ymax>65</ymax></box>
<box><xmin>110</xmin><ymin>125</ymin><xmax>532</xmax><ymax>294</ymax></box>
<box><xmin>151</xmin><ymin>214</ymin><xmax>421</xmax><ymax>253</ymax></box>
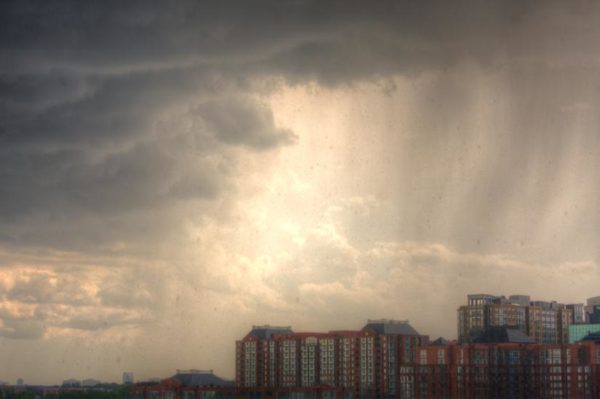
<box><xmin>566</xmin><ymin>303</ymin><xmax>586</xmax><ymax>324</ymax></box>
<box><xmin>458</xmin><ymin>294</ymin><xmax>572</xmax><ymax>344</ymax></box>
<box><xmin>457</xmin><ymin>294</ymin><xmax>500</xmax><ymax>342</ymax></box>
<box><xmin>235</xmin><ymin>325</ymin><xmax>293</xmax><ymax>388</ymax></box>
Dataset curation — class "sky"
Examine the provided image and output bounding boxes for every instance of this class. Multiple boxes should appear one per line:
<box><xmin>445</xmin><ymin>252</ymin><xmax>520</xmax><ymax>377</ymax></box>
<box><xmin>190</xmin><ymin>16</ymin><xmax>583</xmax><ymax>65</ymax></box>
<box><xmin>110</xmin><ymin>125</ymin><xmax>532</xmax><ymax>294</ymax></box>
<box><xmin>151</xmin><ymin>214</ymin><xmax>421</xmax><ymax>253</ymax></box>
<box><xmin>1</xmin><ymin>0</ymin><xmax>600</xmax><ymax>385</ymax></box>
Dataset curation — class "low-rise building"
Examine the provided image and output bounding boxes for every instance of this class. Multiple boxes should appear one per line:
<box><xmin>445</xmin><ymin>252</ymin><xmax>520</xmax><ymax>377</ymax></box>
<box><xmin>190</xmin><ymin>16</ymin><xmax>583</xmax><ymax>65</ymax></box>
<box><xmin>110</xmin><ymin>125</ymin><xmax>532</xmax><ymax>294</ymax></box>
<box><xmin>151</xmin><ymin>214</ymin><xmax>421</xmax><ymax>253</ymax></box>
<box><xmin>130</xmin><ymin>369</ymin><xmax>234</xmax><ymax>399</ymax></box>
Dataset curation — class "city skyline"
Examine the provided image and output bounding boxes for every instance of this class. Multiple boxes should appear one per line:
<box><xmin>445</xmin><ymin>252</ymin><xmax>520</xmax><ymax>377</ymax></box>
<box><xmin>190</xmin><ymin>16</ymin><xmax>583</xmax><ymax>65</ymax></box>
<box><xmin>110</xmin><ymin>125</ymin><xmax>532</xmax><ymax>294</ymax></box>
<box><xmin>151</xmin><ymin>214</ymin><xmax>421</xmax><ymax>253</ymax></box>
<box><xmin>2</xmin><ymin>0</ymin><xmax>600</xmax><ymax>385</ymax></box>
<box><xmin>233</xmin><ymin>317</ymin><xmax>600</xmax><ymax>398</ymax></box>
<box><xmin>2</xmin><ymin>292</ymin><xmax>598</xmax><ymax>386</ymax></box>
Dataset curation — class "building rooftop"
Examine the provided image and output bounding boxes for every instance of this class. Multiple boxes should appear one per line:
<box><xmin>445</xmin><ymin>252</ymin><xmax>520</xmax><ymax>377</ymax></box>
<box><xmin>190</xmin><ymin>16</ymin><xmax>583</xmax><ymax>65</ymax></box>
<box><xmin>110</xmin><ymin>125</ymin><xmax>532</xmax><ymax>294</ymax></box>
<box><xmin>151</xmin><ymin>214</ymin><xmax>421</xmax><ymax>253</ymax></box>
<box><xmin>588</xmin><ymin>296</ymin><xmax>600</xmax><ymax>306</ymax></box>
<box><xmin>472</xmin><ymin>327</ymin><xmax>535</xmax><ymax>344</ymax></box>
<box><xmin>248</xmin><ymin>325</ymin><xmax>293</xmax><ymax>340</ymax></box>
<box><xmin>363</xmin><ymin>319</ymin><xmax>420</xmax><ymax>336</ymax></box>
<box><xmin>431</xmin><ymin>337</ymin><xmax>450</xmax><ymax>345</ymax></box>
<box><xmin>172</xmin><ymin>370</ymin><xmax>233</xmax><ymax>387</ymax></box>
<box><xmin>580</xmin><ymin>331</ymin><xmax>600</xmax><ymax>344</ymax></box>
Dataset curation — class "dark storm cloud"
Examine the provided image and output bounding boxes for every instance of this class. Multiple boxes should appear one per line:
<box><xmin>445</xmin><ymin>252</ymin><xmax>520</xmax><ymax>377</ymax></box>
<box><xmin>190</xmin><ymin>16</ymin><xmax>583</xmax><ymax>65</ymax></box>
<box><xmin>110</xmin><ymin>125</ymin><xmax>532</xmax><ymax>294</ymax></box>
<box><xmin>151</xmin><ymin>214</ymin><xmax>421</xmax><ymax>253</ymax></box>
<box><xmin>0</xmin><ymin>0</ymin><xmax>597</xmax><ymax>311</ymax></box>
<box><xmin>0</xmin><ymin>69</ymin><xmax>208</xmax><ymax>146</ymax></box>
<box><xmin>0</xmin><ymin>136</ymin><xmax>220</xmax><ymax>217</ymax></box>
<box><xmin>0</xmin><ymin>0</ymin><xmax>600</xmax><ymax>384</ymax></box>
<box><xmin>0</xmin><ymin>0</ymin><xmax>598</xmax><ymax>319</ymax></box>
<box><xmin>0</xmin><ymin>0</ymin><xmax>536</xmax><ymax>76</ymax></box>
<box><xmin>0</xmin><ymin>63</ymin><xmax>293</xmax><ymax>251</ymax></box>
<box><xmin>0</xmin><ymin>73</ymin><xmax>93</xmax><ymax>115</ymax></box>
<box><xmin>195</xmin><ymin>97</ymin><xmax>296</xmax><ymax>149</ymax></box>
<box><xmin>0</xmin><ymin>0</ymin><xmax>539</xmax><ymax>239</ymax></box>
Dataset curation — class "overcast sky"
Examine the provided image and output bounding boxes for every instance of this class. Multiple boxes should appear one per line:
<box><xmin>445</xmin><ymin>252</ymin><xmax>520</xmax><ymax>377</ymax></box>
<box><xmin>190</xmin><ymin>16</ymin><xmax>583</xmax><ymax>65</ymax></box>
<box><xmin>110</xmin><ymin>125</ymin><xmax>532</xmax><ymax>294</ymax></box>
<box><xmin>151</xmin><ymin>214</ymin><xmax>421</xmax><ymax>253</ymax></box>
<box><xmin>1</xmin><ymin>0</ymin><xmax>600</xmax><ymax>385</ymax></box>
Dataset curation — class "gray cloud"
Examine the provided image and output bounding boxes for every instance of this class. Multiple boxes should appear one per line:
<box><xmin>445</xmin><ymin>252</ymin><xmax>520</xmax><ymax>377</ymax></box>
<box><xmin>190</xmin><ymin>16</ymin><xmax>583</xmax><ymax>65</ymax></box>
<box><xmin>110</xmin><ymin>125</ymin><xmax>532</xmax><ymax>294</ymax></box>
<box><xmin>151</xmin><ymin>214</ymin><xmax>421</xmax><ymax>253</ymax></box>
<box><xmin>195</xmin><ymin>97</ymin><xmax>296</xmax><ymax>149</ymax></box>
<box><xmin>62</xmin><ymin>310</ymin><xmax>148</xmax><ymax>332</ymax></box>
<box><xmin>0</xmin><ymin>1</ymin><xmax>576</xmax><ymax>80</ymax></box>
<box><xmin>7</xmin><ymin>274</ymin><xmax>60</xmax><ymax>304</ymax></box>
<box><xmin>0</xmin><ymin>70</ymin><xmax>294</xmax><ymax>252</ymax></box>
<box><xmin>0</xmin><ymin>319</ymin><xmax>46</xmax><ymax>339</ymax></box>
<box><xmin>0</xmin><ymin>265</ymin><xmax>159</xmax><ymax>341</ymax></box>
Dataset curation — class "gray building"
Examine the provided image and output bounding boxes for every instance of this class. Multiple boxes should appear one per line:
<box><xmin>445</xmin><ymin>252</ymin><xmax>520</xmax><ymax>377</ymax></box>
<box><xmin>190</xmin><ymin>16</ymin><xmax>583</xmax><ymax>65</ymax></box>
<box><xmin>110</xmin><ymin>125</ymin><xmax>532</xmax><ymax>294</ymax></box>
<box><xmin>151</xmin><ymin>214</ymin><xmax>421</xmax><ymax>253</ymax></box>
<box><xmin>458</xmin><ymin>293</ymin><xmax>572</xmax><ymax>344</ymax></box>
<box><xmin>566</xmin><ymin>303</ymin><xmax>586</xmax><ymax>324</ymax></box>
<box><xmin>122</xmin><ymin>372</ymin><xmax>134</xmax><ymax>385</ymax></box>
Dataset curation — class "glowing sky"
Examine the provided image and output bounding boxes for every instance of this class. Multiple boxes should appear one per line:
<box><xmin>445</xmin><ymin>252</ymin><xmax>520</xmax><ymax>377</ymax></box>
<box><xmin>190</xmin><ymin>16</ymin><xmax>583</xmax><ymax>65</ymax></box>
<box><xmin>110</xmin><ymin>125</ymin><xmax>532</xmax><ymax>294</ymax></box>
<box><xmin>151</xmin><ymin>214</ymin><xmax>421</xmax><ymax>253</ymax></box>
<box><xmin>1</xmin><ymin>0</ymin><xmax>600</xmax><ymax>385</ymax></box>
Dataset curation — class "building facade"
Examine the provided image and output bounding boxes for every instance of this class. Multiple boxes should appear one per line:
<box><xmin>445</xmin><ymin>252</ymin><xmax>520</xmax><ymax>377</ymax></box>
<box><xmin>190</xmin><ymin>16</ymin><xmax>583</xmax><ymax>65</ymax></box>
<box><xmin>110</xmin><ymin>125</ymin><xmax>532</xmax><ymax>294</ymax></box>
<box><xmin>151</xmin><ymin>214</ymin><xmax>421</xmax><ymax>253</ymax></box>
<box><xmin>130</xmin><ymin>370</ymin><xmax>235</xmax><ymax>399</ymax></box>
<box><xmin>235</xmin><ymin>320</ymin><xmax>429</xmax><ymax>398</ymax></box>
<box><xmin>458</xmin><ymin>294</ymin><xmax>573</xmax><ymax>344</ymax></box>
<box><xmin>414</xmin><ymin>341</ymin><xmax>600</xmax><ymax>399</ymax></box>
<box><xmin>566</xmin><ymin>303</ymin><xmax>586</xmax><ymax>324</ymax></box>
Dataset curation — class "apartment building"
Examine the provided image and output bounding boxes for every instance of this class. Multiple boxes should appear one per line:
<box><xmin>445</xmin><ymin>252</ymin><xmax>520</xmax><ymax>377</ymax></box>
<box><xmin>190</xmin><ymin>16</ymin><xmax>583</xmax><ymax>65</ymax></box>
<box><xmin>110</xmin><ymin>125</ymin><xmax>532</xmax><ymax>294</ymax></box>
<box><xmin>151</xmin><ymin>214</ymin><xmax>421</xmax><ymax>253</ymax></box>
<box><xmin>235</xmin><ymin>320</ymin><xmax>428</xmax><ymax>398</ymax></box>
<box><xmin>458</xmin><ymin>294</ymin><xmax>572</xmax><ymax>344</ymax></box>
<box><xmin>415</xmin><ymin>340</ymin><xmax>600</xmax><ymax>398</ymax></box>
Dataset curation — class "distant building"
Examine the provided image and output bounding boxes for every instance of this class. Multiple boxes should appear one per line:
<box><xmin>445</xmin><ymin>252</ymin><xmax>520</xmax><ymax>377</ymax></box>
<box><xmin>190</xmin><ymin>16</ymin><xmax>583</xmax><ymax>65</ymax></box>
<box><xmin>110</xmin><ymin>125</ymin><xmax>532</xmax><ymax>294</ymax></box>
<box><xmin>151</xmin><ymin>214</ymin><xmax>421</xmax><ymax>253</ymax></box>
<box><xmin>122</xmin><ymin>372</ymin><xmax>134</xmax><ymax>385</ymax></box>
<box><xmin>62</xmin><ymin>379</ymin><xmax>81</xmax><ymax>387</ymax></box>
<box><xmin>143</xmin><ymin>378</ymin><xmax>162</xmax><ymax>384</ymax></box>
<box><xmin>81</xmin><ymin>379</ymin><xmax>101</xmax><ymax>387</ymax></box>
<box><xmin>508</xmin><ymin>294</ymin><xmax>530</xmax><ymax>307</ymax></box>
<box><xmin>130</xmin><ymin>370</ymin><xmax>233</xmax><ymax>399</ymax></box>
<box><xmin>588</xmin><ymin>296</ymin><xmax>600</xmax><ymax>306</ymax></box>
<box><xmin>16</xmin><ymin>378</ymin><xmax>23</xmax><ymax>386</ymax></box>
<box><xmin>457</xmin><ymin>294</ymin><xmax>501</xmax><ymax>342</ymax></box>
<box><xmin>567</xmin><ymin>303</ymin><xmax>586</xmax><ymax>324</ymax></box>
<box><xmin>172</xmin><ymin>369</ymin><xmax>232</xmax><ymax>387</ymax></box>
<box><xmin>589</xmin><ymin>305</ymin><xmax>600</xmax><ymax>324</ymax></box>
<box><xmin>458</xmin><ymin>294</ymin><xmax>572</xmax><ymax>344</ymax></box>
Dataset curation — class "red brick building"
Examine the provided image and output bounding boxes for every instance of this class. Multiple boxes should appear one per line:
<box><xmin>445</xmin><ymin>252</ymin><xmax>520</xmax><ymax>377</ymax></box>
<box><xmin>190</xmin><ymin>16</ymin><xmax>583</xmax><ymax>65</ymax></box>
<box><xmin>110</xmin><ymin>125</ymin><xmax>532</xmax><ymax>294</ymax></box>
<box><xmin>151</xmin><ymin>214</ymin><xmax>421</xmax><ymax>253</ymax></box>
<box><xmin>130</xmin><ymin>370</ymin><xmax>235</xmax><ymax>399</ymax></box>
<box><xmin>235</xmin><ymin>322</ymin><xmax>600</xmax><ymax>398</ymax></box>
<box><xmin>235</xmin><ymin>320</ymin><xmax>429</xmax><ymax>398</ymax></box>
<box><xmin>414</xmin><ymin>340</ymin><xmax>600</xmax><ymax>398</ymax></box>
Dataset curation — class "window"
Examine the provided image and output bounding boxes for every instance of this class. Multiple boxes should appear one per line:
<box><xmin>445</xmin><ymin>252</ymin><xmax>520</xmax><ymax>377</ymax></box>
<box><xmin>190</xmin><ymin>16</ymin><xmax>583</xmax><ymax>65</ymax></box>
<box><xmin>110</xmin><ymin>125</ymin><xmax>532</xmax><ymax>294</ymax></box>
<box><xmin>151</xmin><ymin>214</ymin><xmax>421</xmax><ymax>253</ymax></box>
<box><xmin>420</xmin><ymin>350</ymin><xmax>427</xmax><ymax>365</ymax></box>
<box><xmin>437</xmin><ymin>350</ymin><xmax>445</xmax><ymax>365</ymax></box>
